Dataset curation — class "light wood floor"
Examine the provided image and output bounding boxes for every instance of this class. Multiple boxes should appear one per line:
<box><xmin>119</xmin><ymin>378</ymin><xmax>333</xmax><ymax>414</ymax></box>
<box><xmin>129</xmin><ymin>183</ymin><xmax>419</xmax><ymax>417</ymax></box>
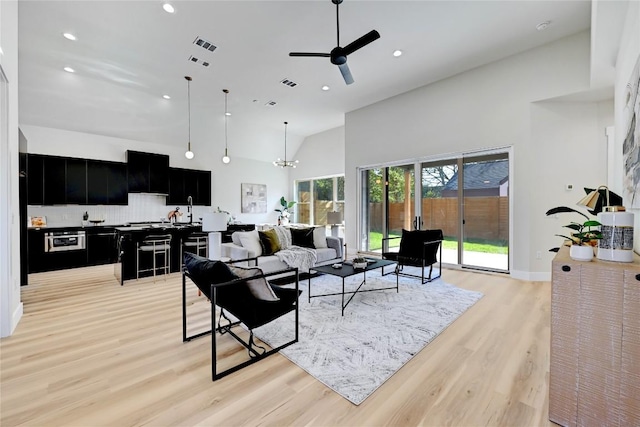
<box><xmin>1</xmin><ymin>265</ymin><xmax>552</xmax><ymax>426</ymax></box>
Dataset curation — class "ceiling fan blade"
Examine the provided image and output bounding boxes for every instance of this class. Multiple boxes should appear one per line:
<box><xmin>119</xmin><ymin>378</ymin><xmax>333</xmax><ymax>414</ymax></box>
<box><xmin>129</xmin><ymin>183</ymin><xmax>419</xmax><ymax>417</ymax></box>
<box><xmin>338</xmin><ymin>63</ymin><xmax>354</xmax><ymax>85</ymax></box>
<box><xmin>342</xmin><ymin>30</ymin><xmax>380</xmax><ymax>56</ymax></box>
<box><xmin>289</xmin><ymin>52</ymin><xmax>331</xmax><ymax>57</ymax></box>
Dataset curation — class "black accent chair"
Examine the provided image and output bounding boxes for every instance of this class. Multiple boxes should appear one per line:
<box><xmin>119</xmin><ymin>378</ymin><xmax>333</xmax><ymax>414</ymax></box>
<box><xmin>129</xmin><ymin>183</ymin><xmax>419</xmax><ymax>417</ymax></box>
<box><xmin>381</xmin><ymin>229</ymin><xmax>443</xmax><ymax>284</ymax></box>
<box><xmin>182</xmin><ymin>252</ymin><xmax>300</xmax><ymax>381</ymax></box>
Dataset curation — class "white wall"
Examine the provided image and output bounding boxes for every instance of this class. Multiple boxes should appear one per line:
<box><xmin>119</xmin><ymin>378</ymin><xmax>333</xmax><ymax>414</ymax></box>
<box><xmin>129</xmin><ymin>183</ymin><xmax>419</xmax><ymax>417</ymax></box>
<box><xmin>345</xmin><ymin>31</ymin><xmax>613</xmax><ymax>280</ymax></box>
<box><xmin>0</xmin><ymin>0</ymin><xmax>22</xmax><ymax>337</ymax></box>
<box><xmin>290</xmin><ymin>126</ymin><xmax>345</xmax><ymax>184</ymax></box>
<box><xmin>20</xmin><ymin>124</ymin><xmax>290</xmax><ymax>225</ymax></box>
<box><xmin>614</xmin><ymin>0</ymin><xmax>640</xmax><ymax>254</ymax></box>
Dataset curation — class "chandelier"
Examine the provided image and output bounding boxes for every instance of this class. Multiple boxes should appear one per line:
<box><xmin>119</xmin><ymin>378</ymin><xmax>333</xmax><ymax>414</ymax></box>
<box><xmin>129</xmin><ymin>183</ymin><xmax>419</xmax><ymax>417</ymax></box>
<box><xmin>273</xmin><ymin>121</ymin><xmax>298</xmax><ymax>168</ymax></box>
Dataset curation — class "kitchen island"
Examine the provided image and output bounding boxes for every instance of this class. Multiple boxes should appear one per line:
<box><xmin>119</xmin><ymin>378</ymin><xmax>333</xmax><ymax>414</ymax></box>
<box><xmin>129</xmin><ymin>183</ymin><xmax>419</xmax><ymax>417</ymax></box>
<box><xmin>114</xmin><ymin>223</ymin><xmax>202</xmax><ymax>285</ymax></box>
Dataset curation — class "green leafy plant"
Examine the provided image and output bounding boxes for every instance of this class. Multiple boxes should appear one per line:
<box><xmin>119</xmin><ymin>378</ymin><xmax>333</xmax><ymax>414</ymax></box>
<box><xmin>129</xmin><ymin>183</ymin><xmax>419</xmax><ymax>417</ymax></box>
<box><xmin>275</xmin><ymin>196</ymin><xmax>296</xmax><ymax>219</ymax></box>
<box><xmin>545</xmin><ymin>206</ymin><xmax>602</xmax><ymax>252</ymax></box>
<box><xmin>352</xmin><ymin>256</ymin><xmax>367</xmax><ymax>263</ymax></box>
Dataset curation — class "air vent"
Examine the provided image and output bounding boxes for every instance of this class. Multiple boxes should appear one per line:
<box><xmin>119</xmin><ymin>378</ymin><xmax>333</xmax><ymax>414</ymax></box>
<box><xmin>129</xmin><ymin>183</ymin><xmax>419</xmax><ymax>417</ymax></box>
<box><xmin>280</xmin><ymin>78</ymin><xmax>298</xmax><ymax>88</ymax></box>
<box><xmin>188</xmin><ymin>55</ymin><xmax>210</xmax><ymax>67</ymax></box>
<box><xmin>265</xmin><ymin>101</ymin><xmax>277</xmax><ymax>107</ymax></box>
<box><xmin>193</xmin><ymin>36</ymin><xmax>217</xmax><ymax>52</ymax></box>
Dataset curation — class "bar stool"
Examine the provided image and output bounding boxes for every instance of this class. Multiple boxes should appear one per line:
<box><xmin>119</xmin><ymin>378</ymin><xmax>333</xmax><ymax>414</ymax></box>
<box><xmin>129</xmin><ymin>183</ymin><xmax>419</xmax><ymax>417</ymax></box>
<box><xmin>137</xmin><ymin>233</ymin><xmax>172</xmax><ymax>281</ymax></box>
<box><xmin>182</xmin><ymin>232</ymin><xmax>208</xmax><ymax>264</ymax></box>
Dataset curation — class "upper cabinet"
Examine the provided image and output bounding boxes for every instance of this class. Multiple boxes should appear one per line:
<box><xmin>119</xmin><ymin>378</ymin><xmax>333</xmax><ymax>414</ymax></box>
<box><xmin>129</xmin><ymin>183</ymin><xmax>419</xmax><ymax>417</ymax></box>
<box><xmin>166</xmin><ymin>167</ymin><xmax>211</xmax><ymax>206</ymax></box>
<box><xmin>87</xmin><ymin>160</ymin><xmax>128</xmax><ymax>205</ymax></box>
<box><xmin>28</xmin><ymin>154</ymin><xmax>128</xmax><ymax>206</ymax></box>
<box><xmin>126</xmin><ymin>151</ymin><xmax>169</xmax><ymax>194</ymax></box>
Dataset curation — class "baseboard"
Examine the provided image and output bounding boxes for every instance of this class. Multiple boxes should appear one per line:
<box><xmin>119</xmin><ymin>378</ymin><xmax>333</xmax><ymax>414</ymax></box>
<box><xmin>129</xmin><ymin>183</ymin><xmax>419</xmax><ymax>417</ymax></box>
<box><xmin>510</xmin><ymin>270</ymin><xmax>551</xmax><ymax>282</ymax></box>
<box><xmin>2</xmin><ymin>302</ymin><xmax>23</xmax><ymax>337</ymax></box>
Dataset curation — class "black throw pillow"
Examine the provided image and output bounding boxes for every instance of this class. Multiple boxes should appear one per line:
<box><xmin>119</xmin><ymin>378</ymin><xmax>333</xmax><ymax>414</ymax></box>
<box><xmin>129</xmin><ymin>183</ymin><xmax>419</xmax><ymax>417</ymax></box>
<box><xmin>290</xmin><ymin>227</ymin><xmax>315</xmax><ymax>249</ymax></box>
<box><xmin>183</xmin><ymin>252</ymin><xmax>237</xmax><ymax>300</ymax></box>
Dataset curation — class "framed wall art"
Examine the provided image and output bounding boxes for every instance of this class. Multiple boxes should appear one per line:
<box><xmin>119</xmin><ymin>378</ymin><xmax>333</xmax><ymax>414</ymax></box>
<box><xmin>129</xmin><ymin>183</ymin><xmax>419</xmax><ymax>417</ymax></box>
<box><xmin>241</xmin><ymin>183</ymin><xmax>267</xmax><ymax>213</ymax></box>
<box><xmin>623</xmin><ymin>55</ymin><xmax>640</xmax><ymax>209</ymax></box>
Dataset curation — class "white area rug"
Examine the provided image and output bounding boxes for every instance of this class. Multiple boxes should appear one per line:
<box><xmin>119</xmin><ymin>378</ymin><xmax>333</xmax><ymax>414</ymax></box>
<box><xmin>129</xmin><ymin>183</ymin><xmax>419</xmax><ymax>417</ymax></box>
<box><xmin>253</xmin><ymin>269</ymin><xmax>483</xmax><ymax>405</ymax></box>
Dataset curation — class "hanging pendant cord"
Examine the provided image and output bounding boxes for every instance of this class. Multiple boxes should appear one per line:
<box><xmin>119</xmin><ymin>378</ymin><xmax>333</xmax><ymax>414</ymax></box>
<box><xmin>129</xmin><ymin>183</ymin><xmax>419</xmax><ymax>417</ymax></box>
<box><xmin>284</xmin><ymin>121</ymin><xmax>288</xmax><ymax>162</ymax></box>
<box><xmin>188</xmin><ymin>80</ymin><xmax>191</xmax><ymax>145</ymax></box>
<box><xmin>224</xmin><ymin>90</ymin><xmax>228</xmax><ymax>150</ymax></box>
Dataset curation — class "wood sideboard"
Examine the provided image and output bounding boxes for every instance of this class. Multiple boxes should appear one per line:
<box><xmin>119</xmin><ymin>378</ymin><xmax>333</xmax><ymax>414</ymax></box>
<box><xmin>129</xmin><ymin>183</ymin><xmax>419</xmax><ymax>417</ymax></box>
<box><xmin>550</xmin><ymin>246</ymin><xmax>640</xmax><ymax>426</ymax></box>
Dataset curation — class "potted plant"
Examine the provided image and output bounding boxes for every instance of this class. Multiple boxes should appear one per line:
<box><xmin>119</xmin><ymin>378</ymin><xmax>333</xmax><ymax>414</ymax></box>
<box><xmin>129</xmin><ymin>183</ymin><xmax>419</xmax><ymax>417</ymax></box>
<box><xmin>546</xmin><ymin>206</ymin><xmax>602</xmax><ymax>261</ymax></box>
<box><xmin>275</xmin><ymin>196</ymin><xmax>296</xmax><ymax>225</ymax></box>
<box><xmin>352</xmin><ymin>256</ymin><xmax>368</xmax><ymax>269</ymax></box>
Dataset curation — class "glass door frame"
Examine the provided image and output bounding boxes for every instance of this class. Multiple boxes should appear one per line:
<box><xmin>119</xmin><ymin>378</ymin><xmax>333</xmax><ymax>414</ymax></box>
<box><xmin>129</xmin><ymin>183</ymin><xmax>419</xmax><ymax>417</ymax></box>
<box><xmin>357</xmin><ymin>146</ymin><xmax>512</xmax><ymax>273</ymax></box>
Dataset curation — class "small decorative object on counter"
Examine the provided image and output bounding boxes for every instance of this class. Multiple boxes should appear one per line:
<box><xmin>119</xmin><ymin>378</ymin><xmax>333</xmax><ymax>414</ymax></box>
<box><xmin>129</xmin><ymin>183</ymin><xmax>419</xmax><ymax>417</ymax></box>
<box><xmin>82</xmin><ymin>211</ymin><xmax>89</xmax><ymax>227</ymax></box>
<box><xmin>168</xmin><ymin>207</ymin><xmax>183</xmax><ymax>222</ymax></box>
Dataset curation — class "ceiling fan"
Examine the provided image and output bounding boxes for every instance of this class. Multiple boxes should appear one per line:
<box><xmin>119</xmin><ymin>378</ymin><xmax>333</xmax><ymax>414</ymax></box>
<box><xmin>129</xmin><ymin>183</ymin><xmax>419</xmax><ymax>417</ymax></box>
<box><xmin>289</xmin><ymin>0</ymin><xmax>380</xmax><ymax>85</ymax></box>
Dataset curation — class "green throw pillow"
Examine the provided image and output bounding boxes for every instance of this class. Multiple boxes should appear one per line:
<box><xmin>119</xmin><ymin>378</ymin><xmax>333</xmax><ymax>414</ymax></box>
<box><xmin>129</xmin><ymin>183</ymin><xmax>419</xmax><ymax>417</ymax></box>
<box><xmin>259</xmin><ymin>228</ymin><xmax>281</xmax><ymax>255</ymax></box>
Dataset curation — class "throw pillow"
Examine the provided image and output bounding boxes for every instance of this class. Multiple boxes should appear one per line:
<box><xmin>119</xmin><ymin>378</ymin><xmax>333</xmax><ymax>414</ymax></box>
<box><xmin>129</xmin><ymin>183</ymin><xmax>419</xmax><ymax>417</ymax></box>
<box><xmin>290</xmin><ymin>227</ymin><xmax>315</xmax><ymax>249</ymax></box>
<box><xmin>183</xmin><ymin>252</ymin><xmax>237</xmax><ymax>300</ymax></box>
<box><xmin>312</xmin><ymin>227</ymin><xmax>328</xmax><ymax>249</ymax></box>
<box><xmin>259</xmin><ymin>228</ymin><xmax>281</xmax><ymax>256</ymax></box>
<box><xmin>229</xmin><ymin>265</ymin><xmax>279</xmax><ymax>301</ymax></box>
<box><xmin>237</xmin><ymin>230</ymin><xmax>262</xmax><ymax>257</ymax></box>
<box><xmin>272</xmin><ymin>226</ymin><xmax>292</xmax><ymax>249</ymax></box>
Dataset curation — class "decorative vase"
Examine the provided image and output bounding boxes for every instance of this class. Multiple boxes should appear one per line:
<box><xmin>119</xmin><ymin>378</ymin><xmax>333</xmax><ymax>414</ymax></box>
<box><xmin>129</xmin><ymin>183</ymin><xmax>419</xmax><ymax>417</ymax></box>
<box><xmin>570</xmin><ymin>245</ymin><xmax>594</xmax><ymax>262</ymax></box>
<box><xmin>280</xmin><ymin>217</ymin><xmax>289</xmax><ymax>226</ymax></box>
<box><xmin>352</xmin><ymin>260</ymin><xmax>367</xmax><ymax>269</ymax></box>
<box><xmin>597</xmin><ymin>207</ymin><xmax>635</xmax><ymax>262</ymax></box>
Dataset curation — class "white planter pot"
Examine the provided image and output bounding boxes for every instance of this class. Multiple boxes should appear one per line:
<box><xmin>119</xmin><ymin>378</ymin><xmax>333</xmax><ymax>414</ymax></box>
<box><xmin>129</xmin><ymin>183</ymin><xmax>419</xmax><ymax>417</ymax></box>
<box><xmin>569</xmin><ymin>245</ymin><xmax>594</xmax><ymax>262</ymax></box>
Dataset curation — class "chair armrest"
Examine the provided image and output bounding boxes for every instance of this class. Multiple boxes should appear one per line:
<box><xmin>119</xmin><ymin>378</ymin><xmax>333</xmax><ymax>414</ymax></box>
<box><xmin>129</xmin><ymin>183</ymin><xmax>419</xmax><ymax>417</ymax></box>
<box><xmin>221</xmin><ymin>242</ymin><xmax>249</xmax><ymax>260</ymax></box>
<box><xmin>382</xmin><ymin>236</ymin><xmax>402</xmax><ymax>243</ymax></box>
<box><xmin>326</xmin><ymin>236</ymin><xmax>344</xmax><ymax>259</ymax></box>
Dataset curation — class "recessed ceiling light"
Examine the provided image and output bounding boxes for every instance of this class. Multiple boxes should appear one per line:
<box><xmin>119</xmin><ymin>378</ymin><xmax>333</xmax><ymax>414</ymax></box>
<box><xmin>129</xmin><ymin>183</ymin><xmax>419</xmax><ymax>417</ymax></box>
<box><xmin>393</xmin><ymin>50</ymin><xmax>403</xmax><ymax>57</ymax></box>
<box><xmin>322</xmin><ymin>85</ymin><xmax>330</xmax><ymax>91</ymax></box>
<box><xmin>162</xmin><ymin>94</ymin><xmax>171</xmax><ymax>99</ymax></box>
<box><xmin>536</xmin><ymin>21</ymin><xmax>551</xmax><ymax>31</ymax></box>
<box><xmin>162</xmin><ymin>3</ymin><xmax>175</xmax><ymax>13</ymax></box>
<box><xmin>63</xmin><ymin>66</ymin><xmax>75</xmax><ymax>73</ymax></box>
<box><xmin>62</xmin><ymin>32</ymin><xmax>77</xmax><ymax>41</ymax></box>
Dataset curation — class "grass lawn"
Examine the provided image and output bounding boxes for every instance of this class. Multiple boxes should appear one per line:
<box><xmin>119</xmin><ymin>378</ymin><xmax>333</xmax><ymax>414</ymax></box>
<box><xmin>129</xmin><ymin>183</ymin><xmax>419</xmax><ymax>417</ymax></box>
<box><xmin>367</xmin><ymin>231</ymin><xmax>508</xmax><ymax>254</ymax></box>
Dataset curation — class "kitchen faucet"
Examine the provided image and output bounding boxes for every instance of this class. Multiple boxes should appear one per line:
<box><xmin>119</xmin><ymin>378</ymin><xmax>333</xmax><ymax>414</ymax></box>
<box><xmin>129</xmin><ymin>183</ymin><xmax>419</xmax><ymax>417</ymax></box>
<box><xmin>187</xmin><ymin>195</ymin><xmax>193</xmax><ymax>223</ymax></box>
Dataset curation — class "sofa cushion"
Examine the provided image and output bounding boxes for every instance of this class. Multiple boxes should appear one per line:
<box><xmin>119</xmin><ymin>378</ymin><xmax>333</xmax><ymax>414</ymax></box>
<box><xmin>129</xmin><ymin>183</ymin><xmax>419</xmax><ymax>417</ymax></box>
<box><xmin>237</xmin><ymin>230</ymin><xmax>262</xmax><ymax>257</ymax></box>
<box><xmin>290</xmin><ymin>227</ymin><xmax>315</xmax><ymax>248</ymax></box>
<box><xmin>183</xmin><ymin>252</ymin><xmax>236</xmax><ymax>300</ymax></box>
<box><xmin>229</xmin><ymin>265</ymin><xmax>279</xmax><ymax>301</ymax></box>
<box><xmin>313</xmin><ymin>227</ymin><xmax>328</xmax><ymax>249</ymax></box>
<box><xmin>259</xmin><ymin>228</ymin><xmax>281</xmax><ymax>256</ymax></box>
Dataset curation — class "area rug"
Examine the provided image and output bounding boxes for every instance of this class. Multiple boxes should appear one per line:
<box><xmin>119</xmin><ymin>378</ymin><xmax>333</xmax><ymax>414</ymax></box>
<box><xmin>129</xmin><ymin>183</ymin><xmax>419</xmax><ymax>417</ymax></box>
<box><xmin>253</xmin><ymin>270</ymin><xmax>483</xmax><ymax>405</ymax></box>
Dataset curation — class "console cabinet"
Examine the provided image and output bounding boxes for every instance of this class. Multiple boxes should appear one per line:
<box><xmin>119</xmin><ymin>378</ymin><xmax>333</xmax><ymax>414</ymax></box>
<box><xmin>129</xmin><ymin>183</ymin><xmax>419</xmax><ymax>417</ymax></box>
<box><xmin>550</xmin><ymin>247</ymin><xmax>640</xmax><ymax>426</ymax></box>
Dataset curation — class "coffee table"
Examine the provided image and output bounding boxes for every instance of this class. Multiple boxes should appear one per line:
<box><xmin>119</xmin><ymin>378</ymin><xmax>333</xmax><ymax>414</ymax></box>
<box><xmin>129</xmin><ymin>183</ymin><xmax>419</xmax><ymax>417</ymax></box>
<box><xmin>309</xmin><ymin>258</ymin><xmax>398</xmax><ymax>316</ymax></box>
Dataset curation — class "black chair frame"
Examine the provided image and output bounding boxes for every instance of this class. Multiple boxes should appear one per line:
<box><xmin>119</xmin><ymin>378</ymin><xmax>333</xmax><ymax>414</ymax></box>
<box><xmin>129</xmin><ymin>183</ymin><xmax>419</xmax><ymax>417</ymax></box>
<box><xmin>381</xmin><ymin>236</ymin><xmax>443</xmax><ymax>284</ymax></box>
<box><xmin>182</xmin><ymin>257</ymin><xmax>299</xmax><ymax>381</ymax></box>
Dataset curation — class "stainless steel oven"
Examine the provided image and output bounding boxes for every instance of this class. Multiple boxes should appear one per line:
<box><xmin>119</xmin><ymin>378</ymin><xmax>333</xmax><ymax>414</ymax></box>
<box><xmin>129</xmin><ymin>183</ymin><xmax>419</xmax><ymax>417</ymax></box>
<box><xmin>45</xmin><ymin>231</ymin><xmax>86</xmax><ymax>252</ymax></box>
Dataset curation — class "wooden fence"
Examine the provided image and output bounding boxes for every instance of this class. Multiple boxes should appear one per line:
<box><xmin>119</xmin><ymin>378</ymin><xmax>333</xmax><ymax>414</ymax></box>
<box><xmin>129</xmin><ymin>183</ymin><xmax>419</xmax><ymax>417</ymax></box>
<box><xmin>369</xmin><ymin>196</ymin><xmax>508</xmax><ymax>241</ymax></box>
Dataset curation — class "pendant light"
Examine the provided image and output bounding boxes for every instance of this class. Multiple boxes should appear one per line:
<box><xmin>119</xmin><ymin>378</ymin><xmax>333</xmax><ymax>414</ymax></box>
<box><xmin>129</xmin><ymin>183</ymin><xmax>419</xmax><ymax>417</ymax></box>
<box><xmin>221</xmin><ymin>89</ymin><xmax>231</xmax><ymax>164</ymax></box>
<box><xmin>184</xmin><ymin>76</ymin><xmax>194</xmax><ymax>159</ymax></box>
<box><xmin>273</xmin><ymin>121</ymin><xmax>299</xmax><ymax>168</ymax></box>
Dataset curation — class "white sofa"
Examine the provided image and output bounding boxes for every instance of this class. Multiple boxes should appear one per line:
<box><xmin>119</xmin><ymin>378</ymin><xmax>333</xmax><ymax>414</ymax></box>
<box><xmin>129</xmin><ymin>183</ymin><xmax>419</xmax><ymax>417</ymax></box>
<box><xmin>221</xmin><ymin>227</ymin><xmax>344</xmax><ymax>274</ymax></box>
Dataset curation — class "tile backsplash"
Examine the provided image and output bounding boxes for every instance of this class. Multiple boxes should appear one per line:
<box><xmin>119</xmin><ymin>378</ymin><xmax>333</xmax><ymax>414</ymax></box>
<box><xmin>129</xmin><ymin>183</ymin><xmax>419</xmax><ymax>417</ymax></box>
<box><xmin>28</xmin><ymin>193</ymin><xmax>212</xmax><ymax>227</ymax></box>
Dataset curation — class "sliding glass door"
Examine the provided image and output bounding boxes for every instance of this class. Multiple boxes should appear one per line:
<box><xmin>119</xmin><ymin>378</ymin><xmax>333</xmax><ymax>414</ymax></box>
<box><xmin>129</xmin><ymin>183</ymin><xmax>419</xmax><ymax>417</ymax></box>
<box><xmin>359</xmin><ymin>150</ymin><xmax>510</xmax><ymax>272</ymax></box>
<box><xmin>461</xmin><ymin>154</ymin><xmax>509</xmax><ymax>270</ymax></box>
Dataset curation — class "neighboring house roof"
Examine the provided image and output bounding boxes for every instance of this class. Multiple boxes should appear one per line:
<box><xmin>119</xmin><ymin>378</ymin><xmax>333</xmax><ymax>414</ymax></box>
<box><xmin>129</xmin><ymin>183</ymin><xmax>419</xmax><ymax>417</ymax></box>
<box><xmin>442</xmin><ymin>160</ymin><xmax>509</xmax><ymax>191</ymax></box>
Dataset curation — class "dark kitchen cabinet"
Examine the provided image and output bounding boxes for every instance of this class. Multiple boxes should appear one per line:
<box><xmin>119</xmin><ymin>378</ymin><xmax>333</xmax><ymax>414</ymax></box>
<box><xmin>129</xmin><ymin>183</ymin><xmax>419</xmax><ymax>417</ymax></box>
<box><xmin>27</xmin><ymin>154</ymin><xmax>44</xmax><ymax>205</ymax></box>
<box><xmin>66</xmin><ymin>158</ymin><xmax>87</xmax><ymax>204</ymax></box>
<box><xmin>27</xmin><ymin>228</ymin><xmax>46</xmax><ymax>273</ymax></box>
<box><xmin>43</xmin><ymin>156</ymin><xmax>66</xmax><ymax>205</ymax></box>
<box><xmin>166</xmin><ymin>168</ymin><xmax>211</xmax><ymax>206</ymax></box>
<box><xmin>87</xmin><ymin>160</ymin><xmax>128</xmax><ymax>205</ymax></box>
<box><xmin>87</xmin><ymin>229</ymin><xmax>117</xmax><ymax>265</ymax></box>
<box><xmin>127</xmin><ymin>150</ymin><xmax>169</xmax><ymax>194</ymax></box>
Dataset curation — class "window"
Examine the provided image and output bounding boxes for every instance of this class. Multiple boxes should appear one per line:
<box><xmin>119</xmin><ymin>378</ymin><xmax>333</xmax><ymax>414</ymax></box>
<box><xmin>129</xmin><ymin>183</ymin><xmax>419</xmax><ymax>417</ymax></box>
<box><xmin>294</xmin><ymin>176</ymin><xmax>345</xmax><ymax>226</ymax></box>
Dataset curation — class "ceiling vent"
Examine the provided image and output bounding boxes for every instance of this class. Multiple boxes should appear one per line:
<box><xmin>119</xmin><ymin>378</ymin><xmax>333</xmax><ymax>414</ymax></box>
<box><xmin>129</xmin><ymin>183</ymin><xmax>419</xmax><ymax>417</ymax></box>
<box><xmin>188</xmin><ymin>55</ymin><xmax>210</xmax><ymax>67</ymax></box>
<box><xmin>193</xmin><ymin>36</ymin><xmax>217</xmax><ymax>52</ymax></box>
<box><xmin>280</xmin><ymin>78</ymin><xmax>298</xmax><ymax>88</ymax></box>
<box><xmin>264</xmin><ymin>101</ymin><xmax>277</xmax><ymax>107</ymax></box>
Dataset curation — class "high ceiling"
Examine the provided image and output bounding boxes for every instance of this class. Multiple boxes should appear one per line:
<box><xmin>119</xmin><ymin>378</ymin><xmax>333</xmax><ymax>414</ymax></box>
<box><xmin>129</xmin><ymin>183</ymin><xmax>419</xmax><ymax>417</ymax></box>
<box><xmin>18</xmin><ymin>1</ymin><xmax>592</xmax><ymax>162</ymax></box>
